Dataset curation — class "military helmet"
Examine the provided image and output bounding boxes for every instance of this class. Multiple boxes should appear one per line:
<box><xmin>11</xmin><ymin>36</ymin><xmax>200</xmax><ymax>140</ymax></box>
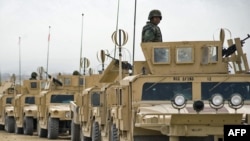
<box><xmin>148</xmin><ymin>9</ymin><xmax>162</xmax><ymax>20</ymax></box>
<box><xmin>31</xmin><ymin>72</ymin><xmax>38</xmax><ymax>79</ymax></box>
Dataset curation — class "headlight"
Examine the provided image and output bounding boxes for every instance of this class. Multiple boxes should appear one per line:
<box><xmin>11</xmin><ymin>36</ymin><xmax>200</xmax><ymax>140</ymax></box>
<box><xmin>28</xmin><ymin>110</ymin><xmax>33</xmax><ymax>114</ymax></box>
<box><xmin>211</xmin><ymin>94</ymin><xmax>223</xmax><ymax>106</ymax></box>
<box><xmin>209</xmin><ymin>94</ymin><xmax>224</xmax><ymax>110</ymax></box>
<box><xmin>229</xmin><ymin>93</ymin><xmax>244</xmax><ymax>110</ymax></box>
<box><xmin>171</xmin><ymin>94</ymin><xmax>187</xmax><ymax>110</ymax></box>
<box><xmin>174</xmin><ymin>95</ymin><xmax>186</xmax><ymax>106</ymax></box>
<box><xmin>53</xmin><ymin>110</ymin><xmax>59</xmax><ymax>115</ymax></box>
<box><xmin>230</xmin><ymin>94</ymin><xmax>242</xmax><ymax>106</ymax></box>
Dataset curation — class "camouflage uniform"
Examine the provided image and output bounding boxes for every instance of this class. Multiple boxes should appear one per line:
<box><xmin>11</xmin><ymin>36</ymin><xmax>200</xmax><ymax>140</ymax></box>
<box><xmin>141</xmin><ymin>22</ymin><xmax>162</xmax><ymax>42</ymax></box>
<box><xmin>141</xmin><ymin>9</ymin><xmax>162</xmax><ymax>42</ymax></box>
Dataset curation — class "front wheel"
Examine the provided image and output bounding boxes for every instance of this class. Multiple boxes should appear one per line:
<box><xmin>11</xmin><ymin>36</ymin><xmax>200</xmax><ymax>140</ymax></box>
<box><xmin>23</xmin><ymin>116</ymin><xmax>34</xmax><ymax>135</ymax></box>
<box><xmin>71</xmin><ymin>121</ymin><xmax>80</xmax><ymax>141</ymax></box>
<box><xmin>110</xmin><ymin>124</ymin><xmax>119</xmax><ymax>141</ymax></box>
<box><xmin>5</xmin><ymin>116</ymin><xmax>15</xmax><ymax>133</ymax></box>
<box><xmin>92</xmin><ymin>121</ymin><xmax>100</xmax><ymax>141</ymax></box>
<box><xmin>47</xmin><ymin>117</ymin><xmax>59</xmax><ymax>139</ymax></box>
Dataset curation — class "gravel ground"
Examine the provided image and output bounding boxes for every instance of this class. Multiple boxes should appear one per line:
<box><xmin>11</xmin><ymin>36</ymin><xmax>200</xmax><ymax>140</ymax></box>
<box><xmin>0</xmin><ymin>130</ymin><xmax>70</xmax><ymax>141</ymax></box>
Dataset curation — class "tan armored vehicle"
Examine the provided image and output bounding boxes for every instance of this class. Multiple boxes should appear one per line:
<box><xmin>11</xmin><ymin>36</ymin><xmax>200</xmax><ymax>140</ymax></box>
<box><xmin>70</xmin><ymin>59</ymin><xmax>130</xmax><ymax>141</ymax></box>
<box><xmin>0</xmin><ymin>80</ymin><xmax>16</xmax><ymax>133</ymax></box>
<box><xmin>70</xmin><ymin>73</ymin><xmax>104</xmax><ymax>141</ymax></box>
<box><xmin>103</xmin><ymin>32</ymin><xmax>250</xmax><ymax>141</ymax></box>
<box><xmin>13</xmin><ymin>72</ymin><xmax>46</xmax><ymax>135</ymax></box>
<box><xmin>36</xmin><ymin>73</ymin><xmax>83</xmax><ymax>139</ymax></box>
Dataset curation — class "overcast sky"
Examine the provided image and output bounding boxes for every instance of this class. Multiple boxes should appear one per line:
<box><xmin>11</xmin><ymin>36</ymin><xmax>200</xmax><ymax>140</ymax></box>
<box><xmin>0</xmin><ymin>0</ymin><xmax>250</xmax><ymax>75</ymax></box>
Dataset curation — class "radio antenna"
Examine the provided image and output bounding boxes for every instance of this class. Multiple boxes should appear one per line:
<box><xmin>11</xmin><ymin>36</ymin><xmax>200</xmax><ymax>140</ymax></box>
<box><xmin>46</xmin><ymin>26</ymin><xmax>51</xmax><ymax>80</ymax></box>
<box><xmin>79</xmin><ymin>13</ymin><xmax>84</xmax><ymax>75</ymax></box>
<box><xmin>113</xmin><ymin>0</ymin><xmax>120</xmax><ymax>58</ymax></box>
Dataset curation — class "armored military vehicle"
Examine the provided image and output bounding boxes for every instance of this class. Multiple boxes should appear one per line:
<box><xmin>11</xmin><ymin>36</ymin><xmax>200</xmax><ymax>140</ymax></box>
<box><xmin>70</xmin><ymin>73</ymin><xmax>103</xmax><ymax>141</ymax></box>
<box><xmin>13</xmin><ymin>73</ymin><xmax>46</xmax><ymax>135</ymax></box>
<box><xmin>36</xmin><ymin>73</ymin><xmax>83</xmax><ymax>139</ymax></box>
<box><xmin>0</xmin><ymin>80</ymin><xmax>17</xmax><ymax>133</ymax></box>
<box><xmin>70</xmin><ymin>59</ymin><xmax>129</xmax><ymax>141</ymax></box>
<box><xmin>103</xmin><ymin>31</ymin><xmax>250</xmax><ymax>141</ymax></box>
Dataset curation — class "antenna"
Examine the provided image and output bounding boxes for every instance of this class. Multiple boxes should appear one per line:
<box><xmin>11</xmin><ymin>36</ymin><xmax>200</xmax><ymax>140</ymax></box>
<box><xmin>46</xmin><ymin>26</ymin><xmax>51</xmax><ymax>80</ymax></box>
<box><xmin>18</xmin><ymin>36</ymin><xmax>22</xmax><ymax>85</ymax></box>
<box><xmin>113</xmin><ymin>0</ymin><xmax>120</xmax><ymax>59</ymax></box>
<box><xmin>132</xmin><ymin>0</ymin><xmax>137</xmax><ymax>74</ymax></box>
<box><xmin>79</xmin><ymin>13</ymin><xmax>84</xmax><ymax>75</ymax></box>
<box><xmin>112</xmin><ymin>29</ymin><xmax>128</xmax><ymax>81</ymax></box>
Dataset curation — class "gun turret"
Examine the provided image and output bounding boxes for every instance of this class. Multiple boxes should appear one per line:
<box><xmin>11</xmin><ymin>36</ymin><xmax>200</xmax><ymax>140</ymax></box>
<box><xmin>44</xmin><ymin>72</ymin><xmax>63</xmax><ymax>86</ymax></box>
<box><xmin>222</xmin><ymin>34</ymin><xmax>250</xmax><ymax>57</ymax></box>
<box><xmin>105</xmin><ymin>54</ymin><xmax>133</xmax><ymax>70</ymax></box>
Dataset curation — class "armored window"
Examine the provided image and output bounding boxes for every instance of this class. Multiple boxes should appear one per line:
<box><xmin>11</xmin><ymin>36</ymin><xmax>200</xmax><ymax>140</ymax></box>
<box><xmin>91</xmin><ymin>92</ymin><xmax>100</xmax><ymax>107</ymax></box>
<box><xmin>153</xmin><ymin>47</ymin><xmax>170</xmax><ymax>64</ymax></box>
<box><xmin>201</xmin><ymin>82</ymin><xmax>250</xmax><ymax>100</ymax></box>
<box><xmin>64</xmin><ymin>78</ymin><xmax>71</xmax><ymax>86</ymax></box>
<box><xmin>50</xmin><ymin>94</ymin><xmax>74</xmax><ymax>103</ymax></box>
<box><xmin>25</xmin><ymin>96</ymin><xmax>35</xmax><ymax>104</ymax></box>
<box><xmin>6</xmin><ymin>97</ymin><xmax>12</xmax><ymax>104</ymax></box>
<box><xmin>201</xmin><ymin>46</ymin><xmax>218</xmax><ymax>64</ymax></box>
<box><xmin>176</xmin><ymin>47</ymin><xmax>194</xmax><ymax>64</ymax></box>
<box><xmin>142</xmin><ymin>82</ymin><xmax>192</xmax><ymax>100</ymax></box>
<box><xmin>30</xmin><ymin>82</ymin><xmax>37</xmax><ymax>88</ymax></box>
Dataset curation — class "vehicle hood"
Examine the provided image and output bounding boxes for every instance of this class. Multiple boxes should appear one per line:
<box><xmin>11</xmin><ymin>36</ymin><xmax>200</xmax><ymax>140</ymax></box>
<box><xmin>23</xmin><ymin>105</ymin><xmax>37</xmax><ymax>111</ymax></box>
<box><xmin>48</xmin><ymin>104</ymin><xmax>70</xmax><ymax>112</ymax></box>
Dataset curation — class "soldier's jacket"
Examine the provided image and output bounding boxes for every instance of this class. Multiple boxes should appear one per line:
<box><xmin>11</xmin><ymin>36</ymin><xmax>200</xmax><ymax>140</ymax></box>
<box><xmin>142</xmin><ymin>22</ymin><xmax>162</xmax><ymax>42</ymax></box>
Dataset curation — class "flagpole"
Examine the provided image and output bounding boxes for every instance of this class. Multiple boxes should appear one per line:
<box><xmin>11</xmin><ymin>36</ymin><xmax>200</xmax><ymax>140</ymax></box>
<box><xmin>46</xmin><ymin>26</ymin><xmax>51</xmax><ymax>80</ymax></box>
<box><xmin>132</xmin><ymin>0</ymin><xmax>137</xmax><ymax>75</ymax></box>
<box><xmin>18</xmin><ymin>36</ymin><xmax>21</xmax><ymax>85</ymax></box>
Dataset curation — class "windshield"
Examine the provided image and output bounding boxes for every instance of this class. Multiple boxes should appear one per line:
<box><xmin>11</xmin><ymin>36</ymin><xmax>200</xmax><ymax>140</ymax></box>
<box><xmin>142</xmin><ymin>82</ymin><xmax>192</xmax><ymax>100</ymax></box>
<box><xmin>91</xmin><ymin>92</ymin><xmax>101</xmax><ymax>106</ymax></box>
<box><xmin>6</xmin><ymin>97</ymin><xmax>12</xmax><ymax>104</ymax></box>
<box><xmin>201</xmin><ymin>82</ymin><xmax>250</xmax><ymax>100</ymax></box>
<box><xmin>50</xmin><ymin>94</ymin><xmax>74</xmax><ymax>103</ymax></box>
<box><xmin>25</xmin><ymin>96</ymin><xmax>35</xmax><ymax>104</ymax></box>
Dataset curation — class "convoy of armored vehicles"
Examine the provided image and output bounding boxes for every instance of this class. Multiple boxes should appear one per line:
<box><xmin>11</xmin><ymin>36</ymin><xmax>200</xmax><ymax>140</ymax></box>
<box><xmin>0</xmin><ymin>29</ymin><xmax>250</xmax><ymax>141</ymax></box>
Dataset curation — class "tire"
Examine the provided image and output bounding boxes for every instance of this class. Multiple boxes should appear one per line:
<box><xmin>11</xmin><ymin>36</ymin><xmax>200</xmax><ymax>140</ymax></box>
<box><xmin>47</xmin><ymin>117</ymin><xmax>59</xmax><ymax>139</ymax></box>
<box><xmin>92</xmin><ymin>121</ymin><xmax>100</xmax><ymax>141</ymax></box>
<box><xmin>23</xmin><ymin>116</ymin><xmax>34</xmax><ymax>135</ymax></box>
<box><xmin>15</xmin><ymin>122</ymin><xmax>23</xmax><ymax>134</ymax></box>
<box><xmin>71</xmin><ymin>121</ymin><xmax>80</xmax><ymax>141</ymax></box>
<box><xmin>5</xmin><ymin>116</ymin><xmax>15</xmax><ymax>133</ymax></box>
<box><xmin>110</xmin><ymin>124</ymin><xmax>119</xmax><ymax>141</ymax></box>
<box><xmin>37</xmin><ymin>121</ymin><xmax>47</xmax><ymax>138</ymax></box>
<box><xmin>0</xmin><ymin>124</ymin><xmax>4</xmax><ymax>130</ymax></box>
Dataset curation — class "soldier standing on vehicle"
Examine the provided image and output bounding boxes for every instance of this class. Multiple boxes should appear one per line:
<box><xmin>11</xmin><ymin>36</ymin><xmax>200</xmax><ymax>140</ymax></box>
<box><xmin>141</xmin><ymin>9</ymin><xmax>162</xmax><ymax>42</ymax></box>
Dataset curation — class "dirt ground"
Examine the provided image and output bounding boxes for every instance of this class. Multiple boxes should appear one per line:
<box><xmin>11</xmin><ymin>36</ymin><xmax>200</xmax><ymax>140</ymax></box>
<box><xmin>0</xmin><ymin>130</ymin><xmax>70</xmax><ymax>141</ymax></box>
